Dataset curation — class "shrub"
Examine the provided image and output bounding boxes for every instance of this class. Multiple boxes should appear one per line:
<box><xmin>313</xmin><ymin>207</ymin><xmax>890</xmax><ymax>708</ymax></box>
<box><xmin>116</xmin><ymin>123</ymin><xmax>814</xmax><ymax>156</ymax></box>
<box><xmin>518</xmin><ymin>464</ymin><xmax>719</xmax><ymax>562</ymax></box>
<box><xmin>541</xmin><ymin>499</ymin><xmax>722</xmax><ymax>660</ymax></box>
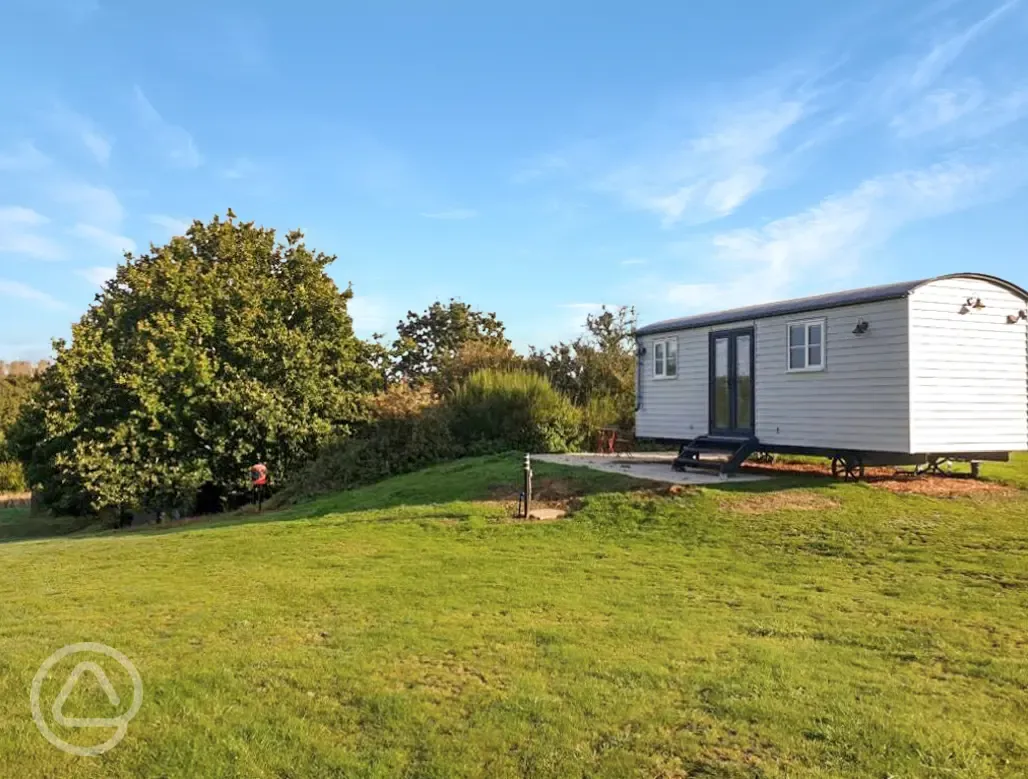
<box><xmin>0</xmin><ymin>460</ymin><xmax>27</xmax><ymax>493</ymax></box>
<box><xmin>448</xmin><ymin>369</ymin><xmax>581</xmax><ymax>454</ymax></box>
<box><xmin>272</xmin><ymin>394</ymin><xmax>459</xmax><ymax>505</ymax></box>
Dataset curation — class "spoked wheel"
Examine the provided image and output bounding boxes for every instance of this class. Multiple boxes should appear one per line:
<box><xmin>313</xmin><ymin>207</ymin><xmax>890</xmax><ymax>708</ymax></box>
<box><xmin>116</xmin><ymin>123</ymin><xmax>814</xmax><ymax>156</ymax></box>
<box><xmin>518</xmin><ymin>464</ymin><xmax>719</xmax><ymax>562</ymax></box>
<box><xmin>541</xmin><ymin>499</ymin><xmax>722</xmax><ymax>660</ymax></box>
<box><xmin>915</xmin><ymin>457</ymin><xmax>953</xmax><ymax>476</ymax></box>
<box><xmin>831</xmin><ymin>454</ymin><xmax>865</xmax><ymax>482</ymax></box>
<box><xmin>751</xmin><ymin>451</ymin><xmax>775</xmax><ymax>465</ymax></box>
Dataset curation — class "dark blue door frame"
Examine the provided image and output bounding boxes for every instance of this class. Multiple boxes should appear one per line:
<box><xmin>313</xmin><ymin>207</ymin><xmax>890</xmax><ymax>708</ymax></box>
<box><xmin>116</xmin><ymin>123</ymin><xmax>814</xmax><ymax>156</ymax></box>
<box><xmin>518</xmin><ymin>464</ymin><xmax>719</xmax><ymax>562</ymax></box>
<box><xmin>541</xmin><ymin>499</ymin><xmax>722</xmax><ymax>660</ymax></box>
<box><xmin>708</xmin><ymin>327</ymin><xmax>755</xmax><ymax>436</ymax></box>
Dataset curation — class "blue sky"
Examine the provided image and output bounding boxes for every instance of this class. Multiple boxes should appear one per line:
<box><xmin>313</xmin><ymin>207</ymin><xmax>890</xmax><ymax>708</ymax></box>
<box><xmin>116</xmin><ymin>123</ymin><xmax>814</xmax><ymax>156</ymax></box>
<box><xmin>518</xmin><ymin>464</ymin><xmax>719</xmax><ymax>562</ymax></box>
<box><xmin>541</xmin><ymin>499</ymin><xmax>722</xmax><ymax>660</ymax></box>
<box><xmin>1</xmin><ymin>0</ymin><xmax>1027</xmax><ymax>359</ymax></box>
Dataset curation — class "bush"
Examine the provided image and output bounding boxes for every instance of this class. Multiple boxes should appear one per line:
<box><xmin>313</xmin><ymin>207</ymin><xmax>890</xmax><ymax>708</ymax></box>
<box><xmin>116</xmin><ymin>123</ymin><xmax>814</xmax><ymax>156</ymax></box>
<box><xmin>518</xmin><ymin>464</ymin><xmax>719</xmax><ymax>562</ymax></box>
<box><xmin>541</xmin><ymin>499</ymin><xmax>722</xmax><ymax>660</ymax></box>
<box><xmin>0</xmin><ymin>460</ymin><xmax>27</xmax><ymax>493</ymax></box>
<box><xmin>275</xmin><ymin>371</ymin><xmax>582</xmax><ymax>507</ymax></box>
<box><xmin>272</xmin><ymin>395</ymin><xmax>459</xmax><ymax>505</ymax></box>
<box><xmin>448</xmin><ymin>369</ymin><xmax>581</xmax><ymax>454</ymax></box>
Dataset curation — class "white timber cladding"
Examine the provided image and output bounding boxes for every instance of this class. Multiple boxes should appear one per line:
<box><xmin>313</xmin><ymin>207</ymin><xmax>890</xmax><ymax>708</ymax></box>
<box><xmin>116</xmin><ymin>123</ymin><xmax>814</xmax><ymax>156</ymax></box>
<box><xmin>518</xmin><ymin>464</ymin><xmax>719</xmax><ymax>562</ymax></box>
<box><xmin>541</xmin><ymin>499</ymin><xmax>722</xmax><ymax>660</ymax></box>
<box><xmin>754</xmin><ymin>298</ymin><xmax>910</xmax><ymax>451</ymax></box>
<box><xmin>909</xmin><ymin>278</ymin><xmax>1028</xmax><ymax>452</ymax></box>
<box><xmin>635</xmin><ymin>298</ymin><xmax>911</xmax><ymax>450</ymax></box>
<box><xmin>636</xmin><ymin>325</ymin><xmax>732</xmax><ymax>439</ymax></box>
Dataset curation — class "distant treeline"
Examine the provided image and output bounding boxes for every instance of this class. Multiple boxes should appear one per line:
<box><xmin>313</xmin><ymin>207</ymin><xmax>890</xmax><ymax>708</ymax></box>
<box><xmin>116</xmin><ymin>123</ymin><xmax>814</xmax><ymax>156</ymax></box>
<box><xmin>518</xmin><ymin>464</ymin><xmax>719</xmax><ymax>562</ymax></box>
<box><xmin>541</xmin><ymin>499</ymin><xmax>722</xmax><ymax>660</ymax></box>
<box><xmin>0</xmin><ymin>360</ymin><xmax>51</xmax><ymax>377</ymax></box>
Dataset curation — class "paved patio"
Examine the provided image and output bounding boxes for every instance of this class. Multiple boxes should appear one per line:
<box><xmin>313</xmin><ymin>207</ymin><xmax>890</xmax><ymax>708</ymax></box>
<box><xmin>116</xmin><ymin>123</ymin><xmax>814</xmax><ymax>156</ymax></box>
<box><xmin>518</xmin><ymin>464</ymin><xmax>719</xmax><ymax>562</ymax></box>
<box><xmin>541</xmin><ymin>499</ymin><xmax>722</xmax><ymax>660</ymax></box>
<box><xmin>533</xmin><ymin>452</ymin><xmax>769</xmax><ymax>485</ymax></box>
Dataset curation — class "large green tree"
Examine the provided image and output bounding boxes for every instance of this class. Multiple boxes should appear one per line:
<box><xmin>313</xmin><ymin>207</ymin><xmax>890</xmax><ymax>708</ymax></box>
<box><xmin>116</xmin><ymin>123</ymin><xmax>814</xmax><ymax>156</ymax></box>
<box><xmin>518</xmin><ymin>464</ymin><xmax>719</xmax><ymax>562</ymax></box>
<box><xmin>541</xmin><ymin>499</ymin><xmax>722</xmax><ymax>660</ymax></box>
<box><xmin>390</xmin><ymin>299</ymin><xmax>510</xmax><ymax>391</ymax></box>
<box><xmin>10</xmin><ymin>212</ymin><xmax>380</xmax><ymax>515</ymax></box>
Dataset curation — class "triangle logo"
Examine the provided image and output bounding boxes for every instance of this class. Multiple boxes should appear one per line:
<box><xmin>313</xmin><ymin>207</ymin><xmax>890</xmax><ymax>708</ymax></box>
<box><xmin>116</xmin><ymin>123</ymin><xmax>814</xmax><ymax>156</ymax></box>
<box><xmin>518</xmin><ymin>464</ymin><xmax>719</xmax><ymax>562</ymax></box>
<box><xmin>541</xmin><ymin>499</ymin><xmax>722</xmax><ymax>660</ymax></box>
<box><xmin>51</xmin><ymin>661</ymin><xmax>124</xmax><ymax>728</ymax></box>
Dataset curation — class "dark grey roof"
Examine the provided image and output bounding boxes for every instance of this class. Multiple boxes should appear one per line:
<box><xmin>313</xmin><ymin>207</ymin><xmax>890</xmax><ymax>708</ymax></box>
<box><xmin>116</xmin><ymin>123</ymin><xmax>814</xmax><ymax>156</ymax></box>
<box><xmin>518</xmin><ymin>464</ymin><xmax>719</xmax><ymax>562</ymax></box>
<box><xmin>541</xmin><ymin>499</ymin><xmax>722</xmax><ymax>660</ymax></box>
<box><xmin>635</xmin><ymin>273</ymin><xmax>1028</xmax><ymax>336</ymax></box>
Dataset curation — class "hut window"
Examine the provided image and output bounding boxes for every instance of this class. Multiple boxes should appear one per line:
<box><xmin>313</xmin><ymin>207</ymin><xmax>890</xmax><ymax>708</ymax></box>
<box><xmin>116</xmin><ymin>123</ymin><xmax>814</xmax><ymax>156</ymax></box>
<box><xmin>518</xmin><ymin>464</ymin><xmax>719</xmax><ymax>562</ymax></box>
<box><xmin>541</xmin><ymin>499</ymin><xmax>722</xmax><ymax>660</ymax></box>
<box><xmin>787</xmin><ymin>319</ymin><xmax>826</xmax><ymax>372</ymax></box>
<box><xmin>653</xmin><ymin>337</ymin><xmax>678</xmax><ymax>379</ymax></box>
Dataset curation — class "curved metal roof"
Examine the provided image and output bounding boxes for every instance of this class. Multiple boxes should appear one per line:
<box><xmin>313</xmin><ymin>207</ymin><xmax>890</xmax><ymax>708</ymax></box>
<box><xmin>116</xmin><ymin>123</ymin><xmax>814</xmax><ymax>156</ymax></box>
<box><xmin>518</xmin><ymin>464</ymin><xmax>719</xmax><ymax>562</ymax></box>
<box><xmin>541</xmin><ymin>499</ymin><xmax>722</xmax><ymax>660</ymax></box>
<box><xmin>635</xmin><ymin>273</ymin><xmax>1028</xmax><ymax>336</ymax></box>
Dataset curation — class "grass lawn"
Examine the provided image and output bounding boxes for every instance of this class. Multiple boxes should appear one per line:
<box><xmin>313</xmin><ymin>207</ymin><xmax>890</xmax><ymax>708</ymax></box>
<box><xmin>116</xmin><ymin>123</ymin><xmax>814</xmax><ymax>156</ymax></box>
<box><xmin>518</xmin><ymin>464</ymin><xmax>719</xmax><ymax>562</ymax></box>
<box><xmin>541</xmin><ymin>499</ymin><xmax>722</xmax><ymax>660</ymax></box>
<box><xmin>1</xmin><ymin>455</ymin><xmax>1026</xmax><ymax>778</ymax></box>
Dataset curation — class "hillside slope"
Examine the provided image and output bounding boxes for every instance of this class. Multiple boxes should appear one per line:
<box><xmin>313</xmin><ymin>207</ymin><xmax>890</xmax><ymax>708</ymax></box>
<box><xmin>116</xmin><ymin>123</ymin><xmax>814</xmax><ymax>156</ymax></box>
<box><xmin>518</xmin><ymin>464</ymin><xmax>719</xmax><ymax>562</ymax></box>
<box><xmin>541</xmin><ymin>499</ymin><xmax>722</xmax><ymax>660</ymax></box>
<box><xmin>1</xmin><ymin>454</ymin><xmax>1026</xmax><ymax>778</ymax></box>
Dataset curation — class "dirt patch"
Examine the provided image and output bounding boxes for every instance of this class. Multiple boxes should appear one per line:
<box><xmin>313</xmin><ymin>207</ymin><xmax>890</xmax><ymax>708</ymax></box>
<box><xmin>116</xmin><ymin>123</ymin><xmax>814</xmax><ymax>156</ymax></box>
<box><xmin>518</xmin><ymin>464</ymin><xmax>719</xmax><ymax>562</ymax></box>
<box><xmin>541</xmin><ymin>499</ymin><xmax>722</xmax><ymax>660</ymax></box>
<box><xmin>724</xmin><ymin>492</ymin><xmax>841</xmax><ymax>515</ymax></box>
<box><xmin>487</xmin><ymin>477</ymin><xmax>585</xmax><ymax>509</ymax></box>
<box><xmin>0</xmin><ymin>492</ymin><xmax>31</xmax><ymax>509</ymax></box>
<box><xmin>741</xmin><ymin>461</ymin><xmax>1017</xmax><ymax>498</ymax></box>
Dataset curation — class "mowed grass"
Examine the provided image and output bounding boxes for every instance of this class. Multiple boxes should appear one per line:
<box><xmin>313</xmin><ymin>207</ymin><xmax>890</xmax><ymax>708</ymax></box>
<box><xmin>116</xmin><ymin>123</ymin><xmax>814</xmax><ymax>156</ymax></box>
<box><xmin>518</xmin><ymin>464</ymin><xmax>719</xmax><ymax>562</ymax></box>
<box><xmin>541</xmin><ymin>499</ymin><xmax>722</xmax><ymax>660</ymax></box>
<box><xmin>0</xmin><ymin>455</ymin><xmax>1026</xmax><ymax>778</ymax></box>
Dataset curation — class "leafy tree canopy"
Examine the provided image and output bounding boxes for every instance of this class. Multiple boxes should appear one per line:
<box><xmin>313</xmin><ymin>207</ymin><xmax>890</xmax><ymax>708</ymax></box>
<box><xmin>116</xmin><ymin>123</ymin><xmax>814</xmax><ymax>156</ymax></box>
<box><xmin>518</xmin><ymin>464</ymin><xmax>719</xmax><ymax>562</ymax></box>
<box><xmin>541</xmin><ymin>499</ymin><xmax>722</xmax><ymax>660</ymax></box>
<box><xmin>10</xmin><ymin>211</ymin><xmax>380</xmax><ymax>515</ymax></box>
<box><xmin>529</xmin><ymin>305</ymin><xmax>637</xmax><ymax>408</ymax></box>
<box><xmin>390</xmin><ymin>299</ymin><xmax>510</xmax><ymax>390</ymax></box>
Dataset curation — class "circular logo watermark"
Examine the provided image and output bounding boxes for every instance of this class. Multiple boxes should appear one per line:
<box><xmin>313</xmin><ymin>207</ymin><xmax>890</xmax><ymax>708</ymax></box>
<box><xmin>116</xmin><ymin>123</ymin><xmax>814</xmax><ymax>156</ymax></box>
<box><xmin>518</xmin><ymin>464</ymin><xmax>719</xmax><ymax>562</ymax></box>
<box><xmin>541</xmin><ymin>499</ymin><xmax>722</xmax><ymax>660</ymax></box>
<box><xmin>30</xmin><ymin>643</ymin><xmax>143</xmax><ymax>757</ymax></box>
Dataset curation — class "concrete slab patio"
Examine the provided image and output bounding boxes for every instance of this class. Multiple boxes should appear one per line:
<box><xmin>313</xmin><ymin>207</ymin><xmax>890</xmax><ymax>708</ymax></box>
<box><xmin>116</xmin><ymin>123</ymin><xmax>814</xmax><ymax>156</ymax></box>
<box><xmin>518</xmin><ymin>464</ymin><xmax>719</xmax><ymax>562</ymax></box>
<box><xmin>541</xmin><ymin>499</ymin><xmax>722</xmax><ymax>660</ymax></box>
<box><xmin>533</xmin><ymin>452</ymin><xmax>769</xmax><ymax>485</ymax></box>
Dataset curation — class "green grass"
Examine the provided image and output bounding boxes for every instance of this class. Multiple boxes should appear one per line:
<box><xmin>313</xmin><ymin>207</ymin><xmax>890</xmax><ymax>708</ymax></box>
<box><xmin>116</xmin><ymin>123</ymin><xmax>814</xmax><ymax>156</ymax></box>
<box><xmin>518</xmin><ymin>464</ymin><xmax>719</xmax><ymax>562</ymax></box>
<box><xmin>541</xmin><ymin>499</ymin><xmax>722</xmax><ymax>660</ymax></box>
<box><xmin>1</xmin><ymin>454</ymin><xmax>1026</xmax><ymax>777</ymax></box>
<box><xmin>982</xmin><ymin>452</ymin><xmax>1028</xmax><ymax>489</ymax></box>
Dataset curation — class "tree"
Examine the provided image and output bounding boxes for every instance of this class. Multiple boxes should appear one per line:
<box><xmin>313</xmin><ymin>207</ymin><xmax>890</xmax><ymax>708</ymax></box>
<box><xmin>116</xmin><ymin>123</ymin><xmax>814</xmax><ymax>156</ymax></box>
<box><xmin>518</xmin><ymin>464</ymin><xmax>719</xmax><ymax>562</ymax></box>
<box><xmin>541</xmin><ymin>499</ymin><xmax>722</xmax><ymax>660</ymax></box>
<box><xmin>10</xmin><ymin>212</ymin><xmax>381</xmax><ymax>516</ymax></box>
<box><xmin>0</xmin><ymin>374</ymin><xmax>37</xmax><ymax>491</ymax></box>
<box><xmin>529</xmin><ymin>305</ymin><xmax>637</xmax><ymax>434</ymax></box>
<box><xmin>390</xmin><ymin>299</ymin><xmax>510</xmax><ymax>391</ymax></box>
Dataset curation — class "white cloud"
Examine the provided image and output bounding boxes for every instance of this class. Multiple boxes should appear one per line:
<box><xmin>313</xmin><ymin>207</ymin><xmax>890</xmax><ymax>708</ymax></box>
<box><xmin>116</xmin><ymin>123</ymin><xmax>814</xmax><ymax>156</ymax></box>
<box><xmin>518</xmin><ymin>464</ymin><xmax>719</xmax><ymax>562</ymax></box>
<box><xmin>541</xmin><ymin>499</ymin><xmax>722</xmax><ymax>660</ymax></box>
<box><xmin>420</xmin><ymin>208</ymin><xmax>478</xmax><ymax>220</ymax></box>
<box><xmin>621</xmin><ymin>258</ymin><xmax>647</xmax><ymax>266</ymax></box>
<box><xmin>82</xmin><ymin>129</ymin><xmax>111</xmax><ymax>164</ymax></box>
<box><xmin>0</xmin><ymin>141</ymin><xmax>51</xmax><ymax>171</ymax></box>
<box><xmin>133</xmin><ymin>86</ymin><xmax>202</xmax><ymax>168</ymax></box>
<box><xmin>598</xmin><ymin>96</ymin><xmax>807</xmax><ymax>226</ymax></box>
<box><xmin>905</xmin><ymin>0</ymin><xmax>1020</xmax><ymax>93</ymax></box>
<box><xmin>890</xmin><ymin>82</ymin><xmax>985</xmax><ymax>137</ymax></box>
<box><xmin>148</xmin><ymin>214</ymin><xmax>190</xmax><ymax>237</ymax></box>
<box><xmin>71</xmin><ymin>223</ymin><xmax>137</xmax><ymax>255</ymax></box>
<box><xmin>714</xmin><ymin>161</ymin><xmax>996</xmax><ymax>272</ymax></box>
<box><xmin>77</xmin><ymin>266</ymin><xmax>117</xmax><ymax>287</ymax></box>
<box><xmin>51</xmin><ymin>105</ymin><xmax>111</xmax><ymax>164</ymax></box>
<box><xmin>0</xmin><ymin>278</ymin><xmax>65</xmax><ymax>309</ymax></box>
<box><xmin>50</xmin><ymin>181</ymin><xmax>124</xmax><ymax>229</ymax></box>
<box><xmin>662</xmin><ymin>158</ymin><xmax>1019</xmax><ymax>312</ymax></box>
<box><xmin>0</xmin><ymin>206</ymin><xmax>63</xmax><ymax>260</ymax></box>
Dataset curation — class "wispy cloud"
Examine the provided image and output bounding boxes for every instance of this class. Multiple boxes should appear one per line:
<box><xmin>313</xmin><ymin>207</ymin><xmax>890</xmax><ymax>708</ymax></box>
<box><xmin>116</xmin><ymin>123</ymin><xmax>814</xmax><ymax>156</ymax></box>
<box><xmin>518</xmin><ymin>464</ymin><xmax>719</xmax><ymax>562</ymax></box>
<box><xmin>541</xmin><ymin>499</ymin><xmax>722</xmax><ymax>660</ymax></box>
<box><xmin>620</xmin><ymin>258</ymin><xmax>647</xmax><ymax>266</ymax></box>
<box><xmin>147</xmin><ymin>214</ymin><xmax>190</xmax><ymax>237</ymax></box>
<box><xmin>904</xmin><ymin>0</ymin><xmax>1020</xmax><ymax>93</ymax></box>
<box><xmin>890</xmin><ymin>82</ymin><xmax>985</xmax><ymax>136</ymax></box>
<box><xmin>876</xmin><ymin>1</ymin><xmax>1027</xmax><ymax>141</ymax></box>
<box><xmin>50</xmin><ymin>180</ymin><xmax>124</xmax><ymax>229</ymax></box>
<box><xmin>891</xmin><ymin>81</ymin><xmax>1028</xmax><ymax>139</ymax></box>
<box><xmin>0</xmin><ymin>278</ymin><xmax>65</xmax><ymax>309</ymax></box>
<box><xmin>70</xmin><ymin>223</ymin><xmax>136</xmax><ymax>255</ymax></box>
<box><xmin>0</xmin><ymin>206</ymin><xmax>63</xmax><ymax>260</ymax></box>
<box><xmin>663</xmin><ymin>157</ymin><xmax>1021</xmax><ymax>311</ymax></box>
<box><xmin>603</xmin><ymin>97</ymin><xmax>806</xmax><ymax>226</ymax></box>
<box><xmin>133</xmin><ymin>86</ymin><xmax>202</xmax><ymax>168</ymax></box>
<box><xmin>420</xmin><ymin>208</ymin><xmax>478</xmax><ymax>220</ymax></box>
<box><xmin>528</xmin><ymin>87</ymin><xmax>813</xmax><ymax>228</ymax></box>
<box><xmin>0</xmin><ymin>141</ymin><xmax>51</xmax><ymax>171</ymax></box>
<box><xmin>51</xmin><ymin>105</ymin><xmax>111</xmax><ymax>164</ymax></box>
<box><xmin>76</xmin><ymin>266</ymin><xmax>117</xmax><ymax>287</ymax></box>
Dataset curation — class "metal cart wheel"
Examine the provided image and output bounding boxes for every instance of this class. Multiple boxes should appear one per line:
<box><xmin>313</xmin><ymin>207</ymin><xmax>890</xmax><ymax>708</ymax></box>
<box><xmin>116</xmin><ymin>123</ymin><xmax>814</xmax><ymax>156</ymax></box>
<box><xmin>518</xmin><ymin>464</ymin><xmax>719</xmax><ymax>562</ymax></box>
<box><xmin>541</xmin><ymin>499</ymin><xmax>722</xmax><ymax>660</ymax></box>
<box><xmin>915</xmin><ymin>457</ymin><xmax>953</xmax><ymax>476</ymax></box>
<box><xmin>831</xmin><ymin>454</ymin><xmax>865</xmax><ymax>482</ymax></box>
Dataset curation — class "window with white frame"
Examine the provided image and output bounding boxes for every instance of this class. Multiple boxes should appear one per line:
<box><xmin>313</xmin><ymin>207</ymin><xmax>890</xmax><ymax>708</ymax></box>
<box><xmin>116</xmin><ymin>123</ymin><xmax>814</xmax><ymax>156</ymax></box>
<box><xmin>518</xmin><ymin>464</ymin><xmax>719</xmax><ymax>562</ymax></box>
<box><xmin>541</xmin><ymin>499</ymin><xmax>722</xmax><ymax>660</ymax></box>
<box><xmin>787</xmin><ymin>319</ymin><xmax>825</xmax><ymax>372</ymax></box>
<box><xmin>653</xmin><ymin>337</ymin><xmax>678</xmax><ymax>379</ymax></box>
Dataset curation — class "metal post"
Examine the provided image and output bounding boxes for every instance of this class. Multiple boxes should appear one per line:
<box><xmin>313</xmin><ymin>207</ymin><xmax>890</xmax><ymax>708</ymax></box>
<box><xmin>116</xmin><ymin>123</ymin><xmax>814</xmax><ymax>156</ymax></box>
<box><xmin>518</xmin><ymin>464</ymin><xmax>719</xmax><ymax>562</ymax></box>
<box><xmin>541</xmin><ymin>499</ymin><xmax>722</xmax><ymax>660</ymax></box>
<box><xmin>523</xmin><ymin>453</ymin><xmax>533</xmax><ymax>518</ymax></box>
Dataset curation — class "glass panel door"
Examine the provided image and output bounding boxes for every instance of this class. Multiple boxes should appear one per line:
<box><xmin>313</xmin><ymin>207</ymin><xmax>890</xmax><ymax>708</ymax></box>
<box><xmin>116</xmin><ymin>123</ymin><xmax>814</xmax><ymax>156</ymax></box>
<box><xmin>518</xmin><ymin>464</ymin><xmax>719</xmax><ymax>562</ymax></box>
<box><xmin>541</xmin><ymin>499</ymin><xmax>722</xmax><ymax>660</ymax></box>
<box><xmin>713</xmin><ymin>337</ymin><xmax>731</xmax><ymax>431</ymax></box>
<box><xmin>710</xmin><ymin>329</ymin><xmax>755</xmax><ymax>435</ymax></box>
<box><xmin>735</xmin><ymin>334</ymin><xmax>752</xmax><ymax>431</ymax></box>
